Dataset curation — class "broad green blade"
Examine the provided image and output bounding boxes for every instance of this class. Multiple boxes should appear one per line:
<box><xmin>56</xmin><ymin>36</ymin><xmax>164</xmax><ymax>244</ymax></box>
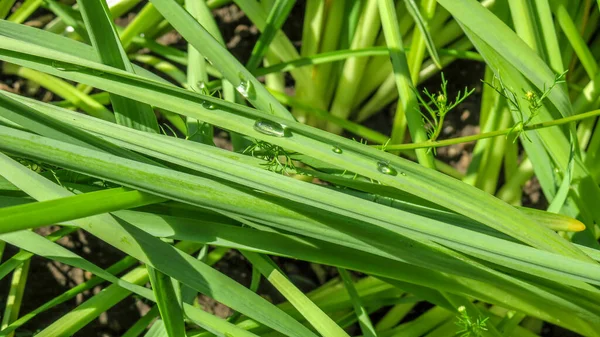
<box><xmin>338</xmin><ymin>268</ymin><xmax>377</xmax><ymax>337</ymax></box>
<box><xmin>0</xmin><ymin>187</ymin><xmax>165</xmax><ymax>233</ymax></box>
<box><xmin>243</xmin><ymin>252</ymin><xmax>350</xmax><ymax>337</ymax></box>
<box><xmin>147</xmin><ymin>266</ymin><xmax>186</xmax><ymax>337</ymax></box>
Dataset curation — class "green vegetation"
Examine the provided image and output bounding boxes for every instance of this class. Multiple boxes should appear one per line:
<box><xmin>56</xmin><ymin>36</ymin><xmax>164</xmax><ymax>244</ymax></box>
<box><xmin>0</xmin><ymin>0</ymin><xmax>600</xmax><ymax>336</ymax></box>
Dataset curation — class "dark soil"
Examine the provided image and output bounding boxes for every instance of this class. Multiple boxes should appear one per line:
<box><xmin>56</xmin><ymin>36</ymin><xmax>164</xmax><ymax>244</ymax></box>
<box><xmin>0</xmin><ymin>1</ymin><xmax>565</xmax><ymax>336</ymax></box>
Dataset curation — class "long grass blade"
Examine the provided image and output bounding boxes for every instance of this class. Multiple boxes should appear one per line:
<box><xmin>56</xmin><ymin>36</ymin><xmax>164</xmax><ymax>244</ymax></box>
<box><xmin>78</xmin><ymin>0</ymin><xmax>159</xmax><ymax>132</ymax></box>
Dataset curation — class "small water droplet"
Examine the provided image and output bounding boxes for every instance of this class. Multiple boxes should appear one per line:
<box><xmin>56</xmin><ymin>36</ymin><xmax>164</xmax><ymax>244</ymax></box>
<box><xmin>377</xmin><ymin>161</ymin><xmax>398</xmax><ymax>176</ymax></box>
<box><xmin>236</xmin><ymin>72</ymin><xmax>255</xmax><ymax>99</ymax></box>
<box><xmin>202</xmin><ymin>101</ymin><xmax>216</xmax><ymax>110</ymax></box>
<box><xmin>140</xmin><ymin>33</ymin><xmax>146</xmax><ymax>38</ymax></box>
<box><xmin>51</xmin><ymin>61</ymin><xmax>81</xmax><ymax>72</ymax></box>
<box><xmin>65</xmin><ymin>26</ymin><xmax>75</xmax><ymax>33</ymax></box>
<box><xmin>196</xmin><ymin>81</ymin><xmax>206</xmax><ymax>92</ymax></box>
<box><xmin>401</xmin><ymin>172</ymin><xmax>407</xmax><ymax>176</ymax></box>
<box><xmin>253</xmin><ymin>119</ymin><xmax>290</xmax><ymax>137</ymax></box>
<box><xmin>332</xmin><ymin>146</ymin><xmax>343</xmax><ymax>154</ymax></box>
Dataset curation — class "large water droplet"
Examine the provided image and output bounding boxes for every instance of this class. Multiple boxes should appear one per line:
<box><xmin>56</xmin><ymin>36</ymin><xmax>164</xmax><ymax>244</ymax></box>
<box><xmin>253</xmin><ymin>119</ymin><xmax>290</xmax><ymax>137</ymax></box>
<box><xmin>236</xmin><ymin>72</ymin><xmax>256</xmax><ymax>99</ymax></box>
<box><xmin>65</xmin><ymin>26</ymin><xmax>75</xmax><ymax>33</ymax></box>
<box><xmin>202</xmin><ymin>101</ymin><xmax>216</xmax><ymax>110</ymax></box>
<box><xmin>377</xmin><ymin>161</ymin><xmax>398</xmax><ymax>176</ymax></box>
<box><xmin>332</xmin><ymin>146</ymin><xmax>343</xmax><ymax>154</ymax></box>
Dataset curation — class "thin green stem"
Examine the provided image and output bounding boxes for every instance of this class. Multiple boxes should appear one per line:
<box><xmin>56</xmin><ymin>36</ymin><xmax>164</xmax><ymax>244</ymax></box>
<box><xmin>381</xmin><ymin>109</ymin><xmax>600</xmax><ymax>151</ymax></box>
<box><xmin>254</xmin><ymin>47</ymin><xmax>483</xmax><ymax>77</ymax></box>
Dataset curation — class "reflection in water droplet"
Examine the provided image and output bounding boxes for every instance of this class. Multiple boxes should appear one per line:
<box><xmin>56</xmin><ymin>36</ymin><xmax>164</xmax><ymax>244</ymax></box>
<box><xmin>377</xmin><ymin>161</ymin><xmax>398</xmax><ymax>176</ymax></box>
<box><xmin>202</xmin><ymin>101</ymin><xmax>216</xmax><ymax>110</ymax></box>
<box><xmin>236</xmin><ymin>72</ymin><xmax>255</xmax><ymax>99</ymax></box>
<box><xmin>253</xmin><ymin>119</ymin><xmax>290</xmax><ymax>137</ymax></box>
<box><xmin>332</xmin><ymin>146</ymin><xmax>343</xmax><ymax>154</ymax></box>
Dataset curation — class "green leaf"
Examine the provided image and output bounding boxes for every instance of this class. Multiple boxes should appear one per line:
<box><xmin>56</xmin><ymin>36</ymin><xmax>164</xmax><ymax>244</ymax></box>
<box><xmin>246</xmin><ymin>0</ymin><xmax>296</xmax><ymax>72</ymax></box>
<box><xmin>338</xmin><ymin>269</ymin><xmax>377</xmax><ymax>337</ymax></box>
<box><xmin>78</xmin><ymin>0</ymin><xmax>159</xmax><ymax>132</ymax></box>
<box><xmin>0</xmin><ymin>187</ymin><xmax>165</xmax><ymax>233</ymax></box>
<box><xmin>242</xmin><ymin>252</ymin><xmax>350</xmax><ymax>337</ymax></box>
<box><xmin>403</xmin><ymin>0</ymin><xmax>442</xmax><ymax>68</ymax></box>
<box><xmin>147</xmin><ymin>266</ymin><xmax>187</xmax><ymax>337</ymax></box>
<box><xmin>378</xmin><ymin>0</ymin><xmax>436</xmax><ymax>168</ymax></box>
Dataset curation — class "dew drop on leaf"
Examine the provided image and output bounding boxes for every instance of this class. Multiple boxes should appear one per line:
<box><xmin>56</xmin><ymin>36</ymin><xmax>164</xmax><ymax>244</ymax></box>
<box><xmin>377</xmin><ymin>161</ymin><xmax>398</xmax><ymax>176</ymax></box>
<box><xmin>196</xmin><ymin>81</ymin><xmax>206</xmax><ymax>92</ymax></box>
<box><xmin>236</xmin><ymin>72</ymin><xmax>255</xmax><ymax>99</ymax></box>
<box><xmin>51</xmin><ymin>61</ymin><xmax>68</xmax><ymax>71</ymax></box>
<box><xmin>253</xmin><ymin>119</ymin><xmax>290</xmax><ymax>137</ymax></box>
<box><xmin>51</xmin><ymin>61</ymin><xmax>81</xmax><ymax>72</ymax></box>
<box><xmin>332</xmin><ymin>146</ymin><xmax>343</xmax><ymax>154</ymax></box>
<box><xmin>202</xmin><ymin>101</ymin><xmax>216</xmax><ymax>110</ymax></box>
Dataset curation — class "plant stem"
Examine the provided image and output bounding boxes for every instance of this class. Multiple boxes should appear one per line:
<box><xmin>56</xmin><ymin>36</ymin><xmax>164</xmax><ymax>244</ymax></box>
<box><xmin>381</xmin><ymin>109</ymin><xmax>600</xmax><ymax>151</ymax></box>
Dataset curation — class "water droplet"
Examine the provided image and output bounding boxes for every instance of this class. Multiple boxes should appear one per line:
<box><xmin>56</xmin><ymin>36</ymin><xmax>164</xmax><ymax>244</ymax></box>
<box><xmin>196</xmin><ymin>81</ymin><xmax>206</xmax><ymax>92</ymax></box>
<box><xmin>377</xmin><ymin>161</ymin><xmax>398</xmax><ymax>176</ymax></box>
<box><xmin>202</xmin><ymin>101</ymin><xmax>216</xmax><ymax>110</ymax></box>
<box><xmin>140</xmin><ymin>33</ymin><xmax>146</xmax><ymax>38</ymax></box>
<box><xmin>401</xmin><ymin>172</ymin><xmax>407</xmax><ymax>176</ymax></box>
<box><xmin>65</xmin><ymin>26</ymin><xmax>75</xmax><ymax>33</ymax></box>
<box><xmin>236</xmin><ymin>72</ymin><xmax>255</xmax><ymax>99</ymax></box>
<box><xmin>332</xmin><ymin>146</ymin><xmax>343</xmax><ymax>154</ymax></box>
<box><xmin>51</xmin><ymin>61</ymin><xmax>81</xmax><ymax>72</ymax></box>
<box><xmin>253</xmin><ymin>119</ymin><xmax>290</xmax><ymax>137</ymax></box>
